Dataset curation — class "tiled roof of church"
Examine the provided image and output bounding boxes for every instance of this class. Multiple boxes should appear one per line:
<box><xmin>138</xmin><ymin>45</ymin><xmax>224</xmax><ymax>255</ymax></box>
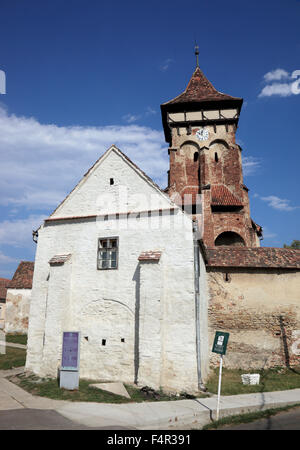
<box><xmin>205</xmin><ymin>247</ymin><xmax>300</xmax><ymax>269</ymax></box>
<box><xmin>8</xmin><ymin>261</ymin><xmax>34</xmax><ymax>289</ymax></box>
<box><xmin>163</xmin><ymin>67</ymin><xmax>242</xmax><ymax>105</ymax></box>
<box><xmin>211</xmin><ymin>185</ymin><xmax>243</xmax><ymax>206</ymax></box>
<box><xmin>0</xmin><ymin>278</ymin><xmax>10</xmax><ymax>300</ymax></box>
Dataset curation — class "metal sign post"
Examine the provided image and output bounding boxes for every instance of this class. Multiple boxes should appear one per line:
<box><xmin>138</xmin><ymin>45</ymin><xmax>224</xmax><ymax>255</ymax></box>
<box><xmin>212</xmin><ymin>331</ymin><xmax>230</xmax><ymax>421</ymax></box>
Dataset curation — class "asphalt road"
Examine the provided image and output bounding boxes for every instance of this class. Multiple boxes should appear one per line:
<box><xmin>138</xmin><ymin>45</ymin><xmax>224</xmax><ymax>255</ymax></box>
<box><xmin>222</xmin><ymin>406</ymin><xmax>300</xmax><ymax>430</ymax></box>
<box><xmin>0</xmin><ymin>408</ymin><xmax>132</xmax><ymax>430</ymax></box>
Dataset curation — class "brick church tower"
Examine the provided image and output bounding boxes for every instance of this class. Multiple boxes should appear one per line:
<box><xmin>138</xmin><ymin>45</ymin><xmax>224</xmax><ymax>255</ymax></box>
<box><xmin>160</xmin><ymin>56</ymin><xmax>262</xmax><ymax>247</ymax></box>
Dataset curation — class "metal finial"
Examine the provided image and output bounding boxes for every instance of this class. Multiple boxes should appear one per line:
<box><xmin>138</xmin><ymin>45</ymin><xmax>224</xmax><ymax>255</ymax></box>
<box><xmin>194</xmin><ymin>43</ymin><xmax>199</xmax><ymax>68</ymax></box>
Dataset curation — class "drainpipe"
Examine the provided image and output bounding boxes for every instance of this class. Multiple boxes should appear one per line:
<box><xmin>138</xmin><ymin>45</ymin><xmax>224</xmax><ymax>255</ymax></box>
<box><xmin>193</xmin><ymin>219</ymin><xmax>206</xmax><ymax>391</ymax></box>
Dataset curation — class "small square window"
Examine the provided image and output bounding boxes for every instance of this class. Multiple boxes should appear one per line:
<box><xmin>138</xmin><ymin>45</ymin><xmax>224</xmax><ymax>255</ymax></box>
<box><xmin>97</xmin><ymin>237</ymin><xmax>119</xmax><ymax>270</ymax></box>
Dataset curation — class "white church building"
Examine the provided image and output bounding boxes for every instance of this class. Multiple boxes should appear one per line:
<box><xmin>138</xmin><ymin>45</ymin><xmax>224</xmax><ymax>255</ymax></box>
<box><xmin>26</xmin><ymin>145</ymin><xmax>209</xmax><ymax>393</ymax></box>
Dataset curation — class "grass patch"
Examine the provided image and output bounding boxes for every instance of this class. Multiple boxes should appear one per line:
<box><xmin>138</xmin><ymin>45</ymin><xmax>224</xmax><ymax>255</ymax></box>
<box><xmin>10</xmin><ymin>374</ymin><xmax>208</xmax><ymax>404</ymax></box>
<box><xmin>0</xmin><ymin>347</ymin><xmax>26</xmax><ymax>370</ymax></box>
<box><xmin>202</xmin><ymin>403</ymin><xmax>300</xmax><ymax>430</ymax></box>
<box><xmin>5</xmin><ymin>334</ymin><xmax>27</xmax><ymax>346</ymax></box>
<box><xmin>206</xmin><ymin>366</ymin><xmax>300</xmax><ymax>396</ymax></box>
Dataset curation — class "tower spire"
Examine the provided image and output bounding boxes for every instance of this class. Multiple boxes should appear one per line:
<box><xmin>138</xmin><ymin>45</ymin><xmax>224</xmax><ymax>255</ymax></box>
<box><xmin>194</xmin><ymin>43</ymin><xmax>199</xmax><ymax>68</ymax></box>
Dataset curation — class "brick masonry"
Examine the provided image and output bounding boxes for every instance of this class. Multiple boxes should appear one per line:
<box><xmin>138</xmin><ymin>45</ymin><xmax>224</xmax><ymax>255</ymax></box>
<box><xmin>207</xmin><ymin>267</ymin><xmax>300</xmax><ymax>369</ymax></box>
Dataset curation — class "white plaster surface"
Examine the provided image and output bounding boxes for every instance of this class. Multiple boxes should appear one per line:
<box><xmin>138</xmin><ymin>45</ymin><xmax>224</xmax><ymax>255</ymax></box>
<box><xmin>26</xmin><ymin>147</ymin><xmax>209</xmax><ymax>393</ymax></box>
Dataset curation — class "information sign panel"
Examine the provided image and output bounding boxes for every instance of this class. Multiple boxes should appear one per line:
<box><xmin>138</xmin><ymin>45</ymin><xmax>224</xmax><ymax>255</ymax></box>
<box><xmin>212</xmin><ymin>331</ymin><xmax>229</xmax><ymax>355</ymax></box>
<box><xmin>61</xmin><ymin>331</ymin><xmax>80</xmax><ymax>371</ymax></box>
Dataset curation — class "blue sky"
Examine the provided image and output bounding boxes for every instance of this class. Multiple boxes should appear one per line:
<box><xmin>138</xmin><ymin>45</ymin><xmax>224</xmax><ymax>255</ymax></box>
<box><xmin>0</xmin><ymin>0</ymin><xmax>299</xmax><ymax>278</ymax></box>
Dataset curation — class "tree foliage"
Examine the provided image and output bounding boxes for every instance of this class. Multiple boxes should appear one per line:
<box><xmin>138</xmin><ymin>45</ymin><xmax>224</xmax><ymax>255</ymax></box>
<box><xmin>283</xmin><ymin>240</ymin><xmax>300</xmax><ymax>249</ymax></box>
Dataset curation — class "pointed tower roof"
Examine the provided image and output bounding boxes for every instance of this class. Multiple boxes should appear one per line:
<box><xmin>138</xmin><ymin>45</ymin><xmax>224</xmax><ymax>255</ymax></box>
<box><xmin>160</xmin><ymin>65</ymin><xmax>243</xmax><ymax>144</ymax></box>
<box><xmin>163</xmin><ymin>66</ymin><xmax>242</xmax><ymax>105</ymax></box>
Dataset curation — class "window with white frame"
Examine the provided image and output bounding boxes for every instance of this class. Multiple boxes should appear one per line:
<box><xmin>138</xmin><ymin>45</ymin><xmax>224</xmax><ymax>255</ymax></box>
<box><xmin>97</xmin><ymin>237</ymin><xmax>119</xmax><ymax>270</ymax></box>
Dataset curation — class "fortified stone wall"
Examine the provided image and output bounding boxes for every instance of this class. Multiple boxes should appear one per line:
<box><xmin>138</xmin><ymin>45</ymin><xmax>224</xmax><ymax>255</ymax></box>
<box><xmin>207</xmin><ymin>267</ymin><xmax>300</xmax><ymax>369</ymax></box>
<box><xmin>5</xmin><ymin>289</ymin><xmax>32</xmax><ymax>334</ymax></box>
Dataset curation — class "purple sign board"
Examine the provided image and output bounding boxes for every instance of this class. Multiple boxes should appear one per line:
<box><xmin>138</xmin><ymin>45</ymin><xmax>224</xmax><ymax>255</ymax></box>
<box><xmin>61</xmin><ymin>332</ymin><xmax>80</xmax><ymax>371</ymax></box>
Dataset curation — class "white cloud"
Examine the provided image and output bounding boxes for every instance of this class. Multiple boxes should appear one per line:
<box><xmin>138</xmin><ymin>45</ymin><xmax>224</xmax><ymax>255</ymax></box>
<box><xmin>261</xmin><ymin>227</ymin><xmax>277</xmax><ymax>239</ymax></box>
<box><xmin>259</xmin><ymin>68</ymin><xmax>300</xmax><ymax>98</ymax></box>
<box><xmin>0</xmin><ymin>251</ymin><xmax>18</xmax><ymax>264</ymax></box>
<box><xmin>145</xmin><ymin>106</ymin><xmax>156</xmax><ymax>116</ymax></box>
<box><xmin>122</xmin><ymin>113</ymin><xmax>141</xmax><ymax>124</ymax></box>
<box><xmin>0</xmin><ymin>106</ymin><xmax>169</xmax><ymax>211</ymax></box>
<box><xmin>263</xmin><ymin>68</ymin><xmax>290</xmax><ymax>82</ymax></box>
<box><xmin>259</xmin><ymin>195</ymin><xmax>299</xmax><ymax>212</ymax></box>
<box><xmin>160</xmin><ymin>58</ymin><xmax>173</xmax><ymax>72</ymax></box>
<box><xmin>0</xmin><ymin>215</ymin><xmax>46</xmax><ymax>248</ymax></box>
<box><xmin>242</xmin><ymin>156</ymin><xmax>261</xmax><ymax>176</ymax></box>
<box><xmin>259</xmin><ymin>83</ymin><xmax>293</xmax><ymax>98</ymax></box>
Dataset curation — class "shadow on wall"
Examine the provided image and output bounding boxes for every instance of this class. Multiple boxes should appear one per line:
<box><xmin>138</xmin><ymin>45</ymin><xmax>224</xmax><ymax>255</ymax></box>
<box><xmin>279</xmin><ymin>315</ymin><xmax>300</xmax><ymax>374</ymax></box>
<box><xmin>133</xmin><ymin>264</ymin><xmax>140</xmax><ymax>385</ymax></box>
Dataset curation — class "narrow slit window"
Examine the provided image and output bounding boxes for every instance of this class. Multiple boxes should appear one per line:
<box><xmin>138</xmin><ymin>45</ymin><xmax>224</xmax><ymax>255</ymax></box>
<box><xmin>110</xmin><ymin>178</ymin><xmax>114</xmax><ymax>185</ymax></box>
<box><xmin>97</xmin><ymin>237</ymin><xmax>119</xmax><ymax>270</ymax></box>
<box><xmin>215</xmin><ymin>152</ymin><xmax>219</xmax><ymax>162</ymax></box>
<box><xmin>102</xmin><ymin>339</ymin><xmax>106</xmax><ymax>346</ymax></box>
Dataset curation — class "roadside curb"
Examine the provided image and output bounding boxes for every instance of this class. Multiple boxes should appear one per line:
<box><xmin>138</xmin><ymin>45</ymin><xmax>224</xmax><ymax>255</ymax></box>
<box><xmin>55</xmin><ymin>389</ymin><xmax>300</xmax><ymax>429</ymax></box>
<box><xmin>1</xmin><ymin>369</ymin><xmax>300</xmax><ymax>429</ymax></box>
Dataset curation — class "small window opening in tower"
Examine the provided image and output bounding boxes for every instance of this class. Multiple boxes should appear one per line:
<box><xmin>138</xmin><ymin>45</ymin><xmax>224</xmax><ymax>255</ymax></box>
<box><xmin>110</xmin><ymin>178</ymin><xmax>114</xmax><ymax>185</ymax></box>
<box><xmin>224</xmin><ymin>272</ymin><xmax>231</xmax><ymax>282</ymax></box>
<box><xmin>194</xmin><ymin>152</ymin><xmax>199</xmax><ymax>162</ymax></box>
<box><xmin>215</xmin><ymin>152</ymin><xmax>219</xmax><ymax>162</ymax></box>
<box><xmin>102</xmin><ymin>339</ymin><xmax>106</xmax><ymax>346</ymax></box>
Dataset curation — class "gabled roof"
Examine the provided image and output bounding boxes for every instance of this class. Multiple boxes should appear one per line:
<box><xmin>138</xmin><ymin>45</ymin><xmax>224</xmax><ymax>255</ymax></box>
<box><xmin>8</xmin><ymin>262</ymin><xmax>34</xmax><ymax>289</ymax></box>
<box><xmin>49</xmin><ymin>145</ymin><xmax>170</xmax><ymax>219</ymax></box>
<box><xmin>211</xmin><ymin>185</ymin><xmax>243</xmax><ymax>207</ymax></box>
<box><xmin>205</xmin><ymin>247</ymin><xmax>300</xmax><ymax>269</ymax></box>
<box><xmin>162</xmin><ymin>67</ymin><xmax>243</xmax><ymax>106</ymax></box>
<box><xmin>0</xmin><ymin>278</ymin><xmax>10</xmax><ymax>300</ymax></box>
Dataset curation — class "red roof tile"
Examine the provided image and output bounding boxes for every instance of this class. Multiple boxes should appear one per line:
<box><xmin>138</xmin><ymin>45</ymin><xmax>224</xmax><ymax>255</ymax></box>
<box><xmin>138</xmin><ymin>251</ymin><xmax>162</xmax><ymax>262</ymax></box>
<box><xmin>206</xmin><ymin>247</ymin><xmax>300</xmax><ymax>269</ymax></box>
<box><xmin>163</xmin><ymin>67</ymin><xmax>242</xmax><ymax>105</ymax></box>
<box><xmin>0</xmin><ymin>278</ymin><xmax>10</xmax><ymax>300</ymax></box>
<box><xmin>211</xmin><ymin>185</ymin><xmax>243</xmax><ymax>206</ymax></box>
<box><xmin>8</xmin><ymin>262</ymin><xmax>34</xmax><ymax>289</ymax></box>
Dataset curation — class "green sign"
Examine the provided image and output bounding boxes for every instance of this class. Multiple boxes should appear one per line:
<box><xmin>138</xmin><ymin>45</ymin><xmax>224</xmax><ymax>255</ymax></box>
<box><xmin>212</xmin><ymin>331</ymin><xmax>229</xmax><ymax>355</ymax></box>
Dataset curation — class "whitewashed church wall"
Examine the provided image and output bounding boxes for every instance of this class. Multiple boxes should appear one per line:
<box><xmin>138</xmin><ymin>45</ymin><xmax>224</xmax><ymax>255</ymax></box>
<box><xmin>26</xmin><ymin>209</ymin><xmax>205</xmax><ymax>393</ymax></box>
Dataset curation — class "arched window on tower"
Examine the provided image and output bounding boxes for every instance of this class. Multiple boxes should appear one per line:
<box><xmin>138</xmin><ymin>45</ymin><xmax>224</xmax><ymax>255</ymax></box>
<box><xmin>215</xmin><ymin>231</ymin><xmax>245</xmax><ymax>247</ymax></box>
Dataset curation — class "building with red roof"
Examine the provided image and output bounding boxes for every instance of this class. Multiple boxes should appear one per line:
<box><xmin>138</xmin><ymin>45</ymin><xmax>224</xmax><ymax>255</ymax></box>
<box><xmin>5</xmin><ymin>262</ymin><xmax>34</xmax><ymax>334</ymax></box>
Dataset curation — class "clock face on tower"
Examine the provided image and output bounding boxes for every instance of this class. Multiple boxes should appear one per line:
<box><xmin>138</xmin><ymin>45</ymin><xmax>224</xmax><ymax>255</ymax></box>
<box><xmin>196</xmin><ymin>127</ymin><xmax>209</xmax><ymax>141</ymax></box>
